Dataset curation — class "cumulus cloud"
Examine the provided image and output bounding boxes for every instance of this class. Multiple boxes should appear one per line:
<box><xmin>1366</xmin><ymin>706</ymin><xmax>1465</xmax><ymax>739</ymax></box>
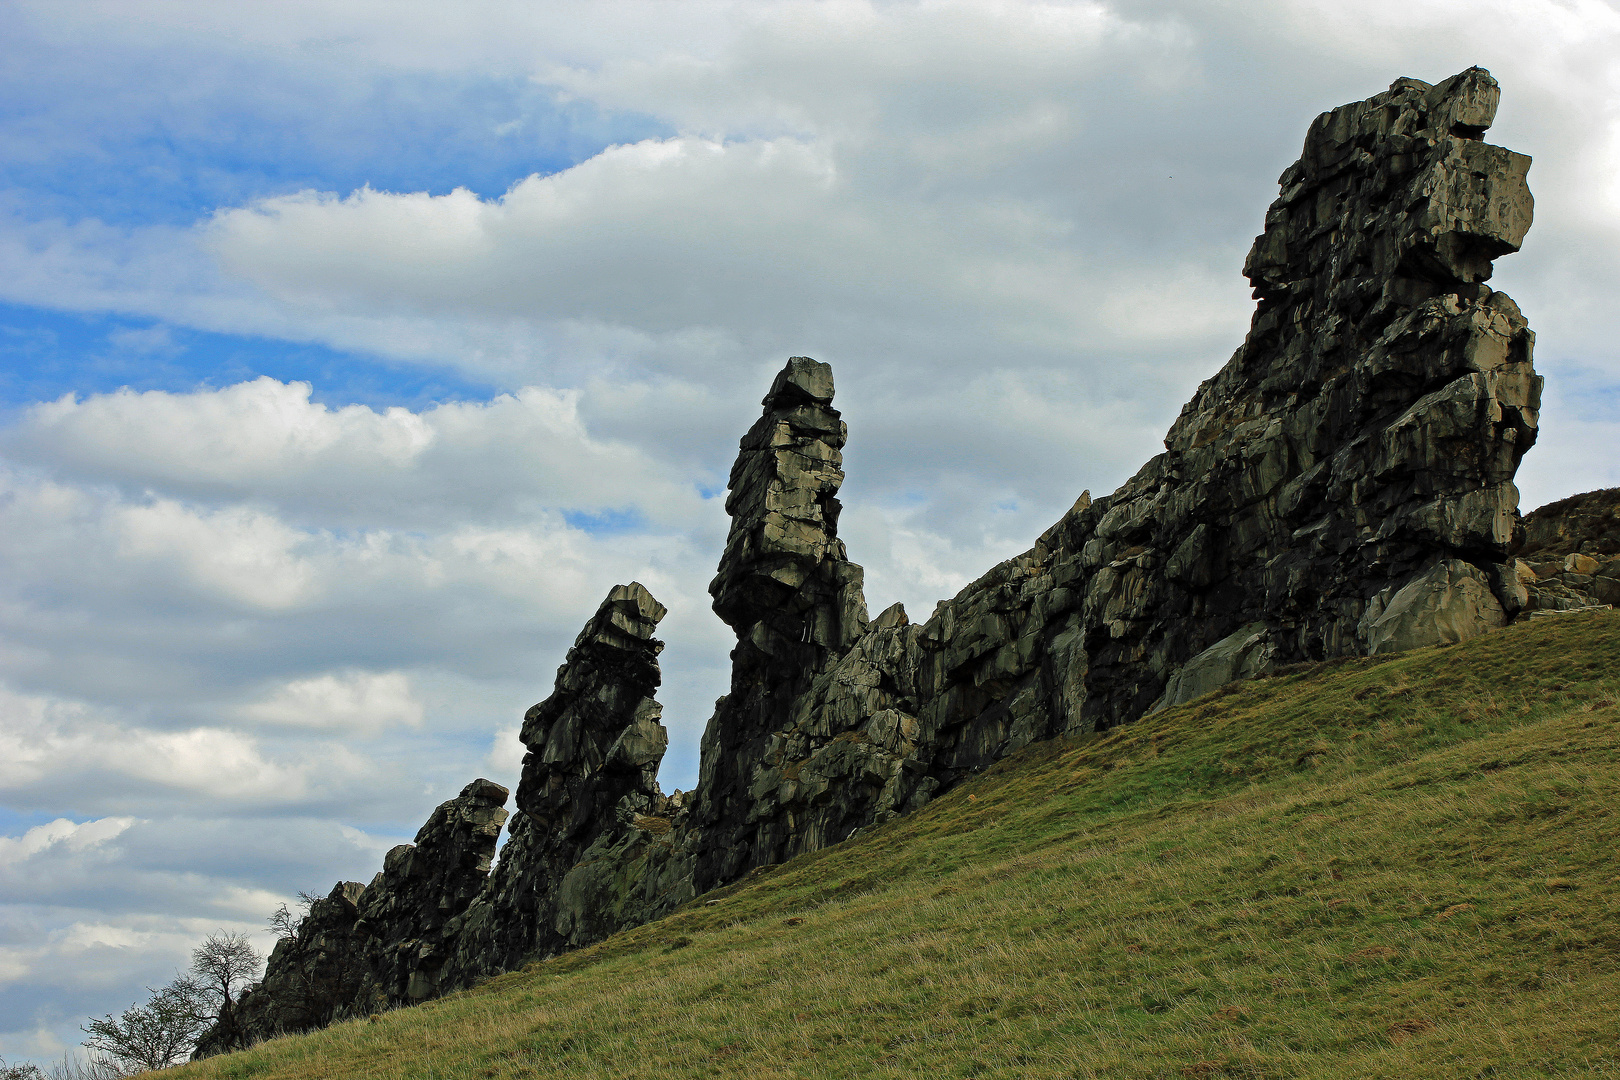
<box><xmin>6</xmin><ymin>377</ymin><xmax>711</xmax><ymax>529</ymax></box>
<box><xmin>0</xmin><ymin>818</ymin><xmax>136</xmax><ymax>867</ymax></box>
<box><xmin>0</xmin><ymin>685</ymin><xmax>377</xmax><ymax>813</ymax></box>
<box><xmin>239</xmin><ymin>671</ymin><xmax>425</xmax><ymax>733</ymax></box>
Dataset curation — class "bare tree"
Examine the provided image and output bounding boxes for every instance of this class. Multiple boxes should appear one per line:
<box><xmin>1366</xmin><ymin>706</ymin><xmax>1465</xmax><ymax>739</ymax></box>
<box><xmin>188</xmin><ymin>931</ymin><xmax>262</xmax><ymax>1053</ymax></box>
<box><xmin>81</xmin><ymin>977</ymin><xmax>209</xmax><ymax>1072</ymax></box>
<box><xmin>266</xmin><ymin>904</ymin><xmax>298</xmax><ymax>941</ymax></box>
<box><xmin>266</xmin><ymin>892</ymin><xmax>317</xmax><ymax>941</ymax></box>
<box><xmin>80</xmin><ymin>930</ymin><xmax>264</xmax><ymax>1070</ymax></box>
<box><xmin>190</xmin><ymin>932</ymin><xmax>260</xmax><ymax>1007</ymax></box>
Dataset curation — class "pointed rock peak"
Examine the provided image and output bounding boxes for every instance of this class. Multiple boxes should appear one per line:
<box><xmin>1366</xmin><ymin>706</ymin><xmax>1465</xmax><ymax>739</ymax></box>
<box><xmin>712</xmin><ymin>356</ymin><xmax>867</xmax><ymax>652</ymax></box>
<box><xmin>519</xmin><ymin>583</ymin><xmax>665</xmax><ymax>755</ymax></box>
<box><xmin>579</xmin><ymin>581</ymin><xmax>667</xmax><ymax>652</ymax></box>
<box><xmin>764</xmin><ymin>356</ymin><xmax>835</xmax><ymax>409</ymax></box>
<box><xmin>460</xmin><ymin>778</ymin><xmax>510</xmax><ymax>806</ymax></box>
<box><xmin>872</xmin><ymin>601</ymin><xmax>909</xmax><ymax>630</ymax></box>
<box><xmin>1422</xmin><ymin>66</ymin><xmax>1499</xmax><ymax>134</ymax></box>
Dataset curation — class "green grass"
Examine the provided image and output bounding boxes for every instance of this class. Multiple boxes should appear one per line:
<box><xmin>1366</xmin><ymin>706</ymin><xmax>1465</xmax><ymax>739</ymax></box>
<box><xmin>175</xmin><ymin>611</ymin><xmax>1620</xmax><ymax>1079</ymax></box>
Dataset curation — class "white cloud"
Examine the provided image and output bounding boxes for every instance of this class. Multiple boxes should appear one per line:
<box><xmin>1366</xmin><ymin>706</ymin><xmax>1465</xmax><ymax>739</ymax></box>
<box><xmin>115</xmin><ymin>500</ymin><xmax>320</xmax><ymax>612</ymax></box>
<box><xmin>7</xmin><ymin>377</ymin><xmax>711</xmax><ymax>530</ymax></box>
<box><xmin>0</xmin><ymin>819</ymin><xmax>136</xmax><ymax>867</ymax></box>
<box><xmin>0</xmin><ymin>684</ymin><xmax>372</xmax><ymax>808</ymax></box>
<box><xmin>240</xmin><ymin>670</ymin><xmax>425</xmax><ymax>733</ymax></box>
<box><xmin>485</xmin><ymin>724</ymin><xmax>526</xmax><ymax>777</ymax></box>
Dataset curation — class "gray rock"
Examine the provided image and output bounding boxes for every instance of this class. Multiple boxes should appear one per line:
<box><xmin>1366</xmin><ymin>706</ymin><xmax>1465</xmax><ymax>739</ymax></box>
<box><xmin>1154</xmin><ymin>624</ymin><xmax>1277</xmax><ymax>710</ymax></box>
<box><xmin>1363</xmin><ymin>559</ymin><xmax>1507</xmax><ymax>655</ymax></box>
<box><xmin>199</xmin><ymin>779</ymin><xmax>508</xmax><ymax>1053</ymax></box>
<box><xmin>439</xmin><ymin>581</ymin><xmax>690</xmax><ymax>985</ymax></box>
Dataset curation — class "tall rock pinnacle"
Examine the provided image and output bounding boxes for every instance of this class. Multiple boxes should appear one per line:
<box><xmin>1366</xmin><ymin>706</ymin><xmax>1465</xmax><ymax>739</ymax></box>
<box><xmin>709</xmin><ymin>357</ymin><xmax>868</xmax><ymax>663</ymax></box>
<box><xmin>694</xmin><ymin>357</ymin><xmax>870</xmax><ymax>889</ymax></box>
<box><xmin>440</xmin><ymin>582</ymin><xmax>687</xmax><ymax>983</ymax></box>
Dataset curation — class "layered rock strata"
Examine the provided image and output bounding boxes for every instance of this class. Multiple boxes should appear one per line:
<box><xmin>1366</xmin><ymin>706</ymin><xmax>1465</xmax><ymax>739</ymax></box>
<box><xmin>691</xmin><ymin>358</ymin><xmax>870</xmax><ymax>889</ymax></box>
<box><xmin>686</xmin><ymin>66</ymin><xmax>1541</xmax><ymax>884</ymax></box>
<box><xmin>199</xmin><ymin>68</ymin><xmax>1547</xmax><ymax>1054</ymax></box>
<box><xmin>1070</xmin><ymin>65</ymin><xmax>1538</xmax><ymax>718</ymax></box>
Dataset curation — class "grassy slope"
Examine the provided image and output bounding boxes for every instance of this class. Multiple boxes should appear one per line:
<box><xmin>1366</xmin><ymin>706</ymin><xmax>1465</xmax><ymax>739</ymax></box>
<box><xmin>176</xmin><ymin>612</ymin><xmax>1620</xmax><ymax>1080</ymax></box>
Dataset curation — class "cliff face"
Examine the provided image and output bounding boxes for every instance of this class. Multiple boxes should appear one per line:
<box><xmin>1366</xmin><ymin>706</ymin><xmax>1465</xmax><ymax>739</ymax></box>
<box><xmin>200</xmin><ymin>67</ymin><xmax>1545</xmax><ymax>1053</ymax></box>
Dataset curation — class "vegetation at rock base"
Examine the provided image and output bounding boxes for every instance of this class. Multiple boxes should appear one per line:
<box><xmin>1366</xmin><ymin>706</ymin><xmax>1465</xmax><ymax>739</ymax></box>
<box><xmin>84</xmin><ymin>934</ymin><xmax>261</xmax><ymax>1074</ymax></box>
<box><xmin>171</xmin><ymin>611</ymin><xmax>1620</xmax><ymax>1078</ymax></box>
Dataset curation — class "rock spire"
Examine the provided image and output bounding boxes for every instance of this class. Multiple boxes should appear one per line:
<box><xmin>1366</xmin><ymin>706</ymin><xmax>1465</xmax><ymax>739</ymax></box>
<box><xmin>692</xmin><ymin>357</ymin><xmax>870</xmax><ymax>890</ymax></box>
<box><xmin>441</xmin><ymin>582</ymin><xmax>691</xmax><ymax>984</ymax></box>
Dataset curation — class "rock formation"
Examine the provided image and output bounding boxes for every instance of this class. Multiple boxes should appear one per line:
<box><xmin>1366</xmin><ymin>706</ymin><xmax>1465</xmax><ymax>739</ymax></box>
<box><xmin>441</xmin><ymin>582</ymin><xmax>692</xmax><ymax>985</ymax></box>
<box><xmin>206</xmin><ymin>779</ymin><xmax>507</xmax><ymax>1050</ymax></box>
<box><xmin>691</xmin><ymin>357</ymin><xmax>870</xmax><ymax>889</ymax></box>
<box><xmin>1503</xmin><ymin>488</ymin><xmax>1620</xmax><ymax>615</ymax></box>
<box><xmin>1071</xmin><ymin>65</ymin><xmax>1537</xmax><ymax>718</ymax></box>
<box><xmin>197</xmin><ymin>67</ymin><xmax>1551</xmax><ymax>1054</ymax></box>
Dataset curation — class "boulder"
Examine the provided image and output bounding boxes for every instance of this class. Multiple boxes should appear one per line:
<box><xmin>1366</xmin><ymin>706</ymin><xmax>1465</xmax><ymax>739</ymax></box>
<box><xmin>1154</xmin><ymin>624</ymin><xmax>1277</xmax><ymax>710</ymax></box>
<box><xmin>1363</xmin><ymin>559</ymin><xmax>1507</xmax><ymax>655</ymax></box>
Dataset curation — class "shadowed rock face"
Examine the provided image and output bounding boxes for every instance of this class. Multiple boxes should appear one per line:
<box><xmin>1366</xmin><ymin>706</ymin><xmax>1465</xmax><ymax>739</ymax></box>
<box><xmin>206</xmin><ymin>779</ymin><xmax>508</xmax><ymax>1052</ymax></box>
<box><xmin>199</xmin><ymin>69</ymin><xmax>1546</xmax><ymax>1053</ymax></box>
<box><xmin>692</xmin><ymin>358</ymin><xmax>870</xmax><ymax>890</ymax></box>
<box><xmin>440</xmin><ymin>582</ymin><xmax>691</xmax><ymax>985</ymax></box>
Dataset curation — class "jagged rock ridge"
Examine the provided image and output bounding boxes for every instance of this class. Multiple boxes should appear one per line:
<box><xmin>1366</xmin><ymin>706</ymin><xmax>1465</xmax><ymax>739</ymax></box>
<box><xmin>198</xmin><ymin>779</ymin><xmax>507</xmax><ymax>1054</ymax></box>
<box><xmin>200</xmin><ymin>67</ymin><xmax>1547</xmax><ymax>1053</ymax></box>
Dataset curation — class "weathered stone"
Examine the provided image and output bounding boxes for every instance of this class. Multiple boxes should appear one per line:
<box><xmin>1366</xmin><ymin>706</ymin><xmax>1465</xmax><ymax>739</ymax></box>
<box><xmin>1519</xmin><ymin>487</ymin><xmax>1620</xmax><ymax>561</ymax></box>
<box><xmin>201</xmin><ymin>69</ymin><xmax>1554</xmax><ymax>1049</ymax></box>
<box><xmin>1363</xmin><ymin>559</ymin><xmax>1507</xmax><ymax>654</ymax></box>
<box><xmin>200</xmin><ymin>779</ymin><xmax>508</xmax><ymax>1053</ymax></box>
<box><xmin>691</xmin><ymin>358</ymin><xmax>870</xmax><ymax>890</ymax></box>
<box><xmin>1503</xmin><ymin>490</ymin><xmax>1620</xmax><ymax>614</ymax></box>
<box><xmin>440</xmin><ymin>582</ymin><xmax>690</xmax><ymax>985</ymax></box>
<box><xmin>1154</xmin><ymin>624</ymin><xmax>1277</xmax><ymax>710</ymax></box>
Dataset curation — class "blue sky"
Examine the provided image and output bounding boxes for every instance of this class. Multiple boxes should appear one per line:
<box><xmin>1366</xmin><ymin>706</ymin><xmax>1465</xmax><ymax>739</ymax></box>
<box><xmin>1</xmin><ymin>0</ymin><xmax>1618</xmax><ymax>1066</ymax></box>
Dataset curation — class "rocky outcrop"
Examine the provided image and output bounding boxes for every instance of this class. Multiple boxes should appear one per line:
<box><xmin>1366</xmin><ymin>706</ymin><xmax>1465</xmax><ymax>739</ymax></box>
<box><xmin>691</xmin><ymin>359</ymin><xmax>869</xmax><ymax>890</ymax></box>
<box><xmin>201</xmin><ymin>586</ymin><xmax>689</xmax><ymax>1052</ymax></box>
<box><xmin>1502</xmin><ymin>490</ymin><xmax>1620</xmax><ymax>615</ymax></box>
<box><xmin>210</xmin><ymin>881</ymin><xmax>369</xmax><ymax>1051</ymax></box>
<box><xmin>203</xmin><ymin>779</ymin><xmax>507</xmax><ymax>1051</ymax></box>
<box><xmin>686</xmin><ymin>67</ymin><xmax>1541</xmax><ymax>879</ymax></box>
<box><xmin>1521</xmin><ymin>488</ymin><xmax>1620</xmax><ymax>561</ymax></box>
<box><xmin>441</xmin><ymin>583</ymin><xmax>691</xmax><ymax>984</ymax></box>
<box><xmin>199</xmin><ymin>67</ymin><xmax>1553</xmax><ymax>1054</ymax></box>
<box><xmin>1065</xmin><ymin>65</ymin><xmax>1537</xmax><ymax>715</ymax></box>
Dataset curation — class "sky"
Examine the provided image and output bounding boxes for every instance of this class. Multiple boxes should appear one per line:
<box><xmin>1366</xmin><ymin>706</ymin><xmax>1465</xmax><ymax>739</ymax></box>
<box><xmin>1</xmin><ymin>0</ymin><xmax>1618</xmax><ymax>1064</ymax></box>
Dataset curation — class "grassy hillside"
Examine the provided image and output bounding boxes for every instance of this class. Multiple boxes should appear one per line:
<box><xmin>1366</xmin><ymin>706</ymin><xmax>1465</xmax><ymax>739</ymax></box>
<box><xmin>175</xmin><ymin>612</ymin><xmax>1620</xmax><ymax>1079</ymax></box>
